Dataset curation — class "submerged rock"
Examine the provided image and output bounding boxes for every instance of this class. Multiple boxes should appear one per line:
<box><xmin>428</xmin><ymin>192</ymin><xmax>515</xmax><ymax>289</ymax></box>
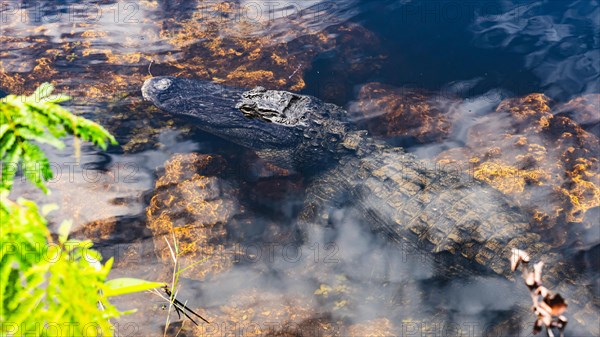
<box><xmin>351</xmin><ymin>83</ymin><xmax>456</xmax><ymax>144</ymax></box>
<box><xmin>346</xmin><ymin>318</ymin><xmax>395</xmax><ymax>337</ymax></box>
<box><xmin>146</xmin><ymin>152</ymin><xmax>303</xmax><ymax>280</ymax></box>
<box><xmin>437</xmin><ymin>94</ymin><xmax>600</xmax><ymax>230</ymax></box>
<box><xmin>190</xmin><ymin>290</ymin><xmax>341</xmax><ymax>337</ymax></box>
<box><xmin>556</xmin><ymin>94</ymin><xmax>600</xmax><ymax>137</ymax></box>
<box><xmin>146</xmin><ymin>153</ymin><xmax>240</xmax><ymax>279</ymax></box>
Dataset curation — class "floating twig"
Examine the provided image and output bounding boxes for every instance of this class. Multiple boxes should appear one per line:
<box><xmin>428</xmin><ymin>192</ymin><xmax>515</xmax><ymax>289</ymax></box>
<box><xmin>148</xmin><ymin>60</ymin><xmax>155</xmax><ymax>77</ymax></box>
<box><xmin>288</xmin><ymin>63</ymin><xmax>302</xmax><ymax>79</ymax></box>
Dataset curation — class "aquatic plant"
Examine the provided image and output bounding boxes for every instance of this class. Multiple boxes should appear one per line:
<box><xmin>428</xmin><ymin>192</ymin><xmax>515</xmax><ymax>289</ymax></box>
<box><xmin>148</xmin><ymin>232</ymin><xmax>210</xmax><ymax>337</ymax></box>
<box><xmin>0</xmin><ymin>83</ymin><xmax>163</xmax><ymax>336</ymax></box>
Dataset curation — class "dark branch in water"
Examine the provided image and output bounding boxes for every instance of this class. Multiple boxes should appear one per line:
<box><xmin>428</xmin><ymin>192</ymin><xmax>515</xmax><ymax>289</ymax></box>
<box><xmin>162</xmin><ymin>285</ymin><xmax>210</xmax><ymax>325</ymax></box>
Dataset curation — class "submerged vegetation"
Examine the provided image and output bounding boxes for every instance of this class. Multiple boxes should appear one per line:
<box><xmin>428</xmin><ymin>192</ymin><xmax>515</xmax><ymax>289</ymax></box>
<box><xmin>0</xmin><ymin>84</ymin><xmax>163</xmax><ymax>336</ymax></box>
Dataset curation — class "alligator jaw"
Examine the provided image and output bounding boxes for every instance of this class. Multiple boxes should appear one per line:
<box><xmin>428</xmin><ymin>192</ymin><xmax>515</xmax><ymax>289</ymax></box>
<box><xmin>142</xmin><ymin>77</ymin><xmax>245</xmax><ymax>118</ymax></box>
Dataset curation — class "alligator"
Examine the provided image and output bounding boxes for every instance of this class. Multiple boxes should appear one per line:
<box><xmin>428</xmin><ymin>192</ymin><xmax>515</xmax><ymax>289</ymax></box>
<box><xmin>141</xmin><ymin>77</ymin><xmax>598</xmax><ymax>332</ymax></box>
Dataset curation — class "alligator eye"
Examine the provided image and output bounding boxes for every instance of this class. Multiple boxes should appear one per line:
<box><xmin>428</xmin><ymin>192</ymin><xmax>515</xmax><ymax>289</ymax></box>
<box><xmin>240</xmin><ymin>106</ymin><xmax>255</xmax><ymax>114</ymax></box>
<box><xmin>154</xmin><ymin>78</ymin><xmax>172</xmax><ymax>91</ymax></box>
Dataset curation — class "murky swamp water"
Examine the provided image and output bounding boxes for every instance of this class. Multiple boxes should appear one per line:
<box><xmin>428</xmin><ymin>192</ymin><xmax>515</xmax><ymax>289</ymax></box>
<box><xmin>2</xmin><ymin>1</ymin><xmax>599</xmax><ymax>336</ymax></box>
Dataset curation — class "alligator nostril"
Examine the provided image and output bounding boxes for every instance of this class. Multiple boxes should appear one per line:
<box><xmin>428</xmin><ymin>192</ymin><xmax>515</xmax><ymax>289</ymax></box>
<box><xmin>154</xmin><ymin>78</ymin><xmax>172</xmax><ymax>91</ymax></box>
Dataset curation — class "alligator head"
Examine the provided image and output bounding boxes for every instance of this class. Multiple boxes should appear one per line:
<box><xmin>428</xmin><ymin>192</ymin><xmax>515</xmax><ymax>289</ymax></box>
<box><xmin>142</xmin><ymin>77</ymin><xmax>352</xmax><ymax>172</ymax></box>
<box><xmin>235</xmin><ymin>86</ymin><xmax>310</xmax><ymax>127</ymax></box>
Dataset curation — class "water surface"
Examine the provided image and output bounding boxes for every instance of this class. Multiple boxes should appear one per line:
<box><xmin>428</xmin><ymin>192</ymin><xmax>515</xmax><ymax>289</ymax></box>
<box><xmin>2</xmin><ymin>0</ymin><xmax>599</xmax><ymax>336</ymax></box>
